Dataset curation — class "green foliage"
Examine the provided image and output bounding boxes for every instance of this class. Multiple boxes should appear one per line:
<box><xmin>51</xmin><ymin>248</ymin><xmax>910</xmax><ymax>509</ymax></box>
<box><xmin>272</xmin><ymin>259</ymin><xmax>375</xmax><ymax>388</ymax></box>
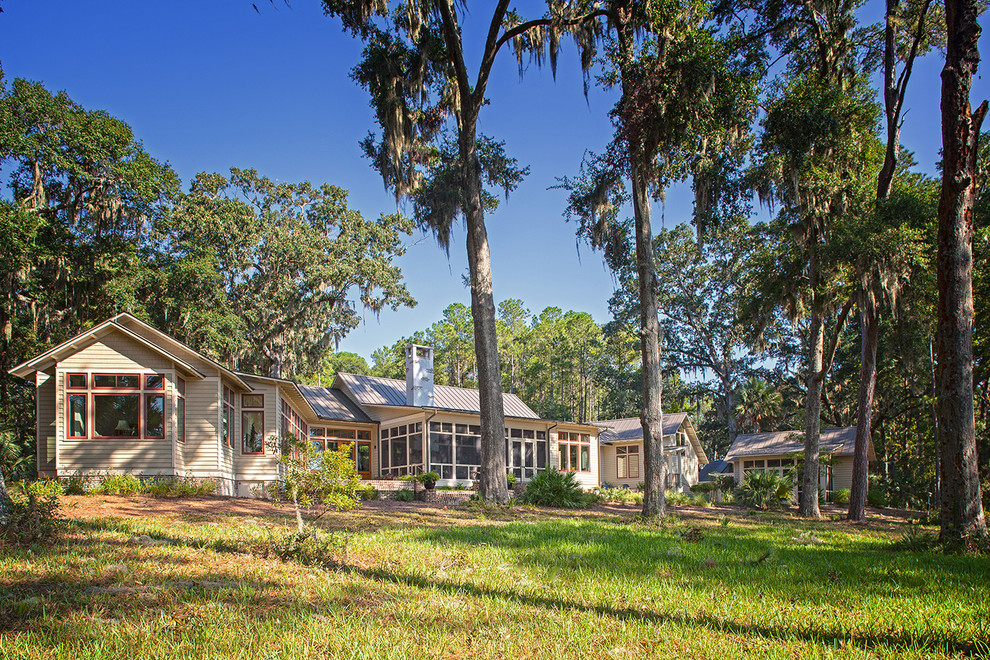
<box><xmin>140</xmin><ymin>477</ymin><xmax>217</xmax><ymax>498</ymax></box>
<box><xmin>394</xmin><ymin>488</ymin><xmax>415</xmax><ymax>502</ymax></box>
<box><xmin>94</xmin><ymin>474</ymin><xmax>142</xmax><ymax>496</ymax></box>
<box><xmin>736</xmin><ymin>471</ymin><xmax>795</xmax><ymax>510</ymax></box>
<box><xmin>62</xmin><ymin>473</ymin><xmax>86</xmax><ymax>496</ymax></box>
<box><xmin>521</xmin><ymin>468</ymin><xmax>592</xmax><ymax>508</ymax></box>
<box><xmin>506</xmin><ymin>472</ymin><xmax>518</xmax><ymax>486</ymax></box>
<box><xmin>272</xmin><ymin>437</ymin><xmax>363</xmax><ymax>533</ymax></box>
<box><xmin>690</xmin><ymin>482</ymin><xmax>717</xmax><ymax>494</ymax></box>
<box><xmin>355</xmin><ymin>484</ymin><xmax>378</xmax><ymax>501</ymax></box>
<box><xmin>831</xmin><ymin>488</ymin><xmax>851</xmax><ymax>506</ymax></box>
<box><xmin>416</xmin><ymin>471</ymin><xmax>439</xmax><ymax>488</ymax></box>
<box><xmin>1</xmin><ymin>480</ymin><xmax>62</xmax><ymax>546</ymax></box>
<box><xmin>665</xmin><ymin>491</ymin><xmax>710</xmax><ymax>507</ymax></box>
<box><xmin>268</xmin><ymin>527</ymin><xmax>349</xmax><ymax>569</ymax></box>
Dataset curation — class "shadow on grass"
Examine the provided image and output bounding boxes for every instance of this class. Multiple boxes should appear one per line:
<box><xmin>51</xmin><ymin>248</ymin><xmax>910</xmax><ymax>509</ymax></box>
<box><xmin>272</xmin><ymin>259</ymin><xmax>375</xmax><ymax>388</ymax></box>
<box><xmin>349</xmin><ymin>562</ymin><xmax>983</xmax><ymax>657</ymax></box>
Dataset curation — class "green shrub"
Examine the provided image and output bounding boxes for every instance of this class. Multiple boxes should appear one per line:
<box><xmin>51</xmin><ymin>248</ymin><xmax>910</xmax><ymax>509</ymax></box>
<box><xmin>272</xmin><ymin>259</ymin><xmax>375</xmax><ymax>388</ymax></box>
<box><xmin>62</xmin><ymin>473</ymin><xmax>87</xmax><ymax>495</ymax></box>
<box><xmin>831</xmin><ymin>488</ymin><xmax>850</xmax><ymax>506</ymax></box>
<box><xmin>355</xmin><ymin>484</ymin><xmax>378</xmax><ymax>500</ymax></box>
<box><xmin>736</xmin><ymin>470</ymin><xmax>794</xmax><ymax>510</ymax></box>
<box><xmin>867</xmin><ymin>487</ymin><xmax>889</xmax><ymax>508</ymax></box>
<box><xmin>268</xmin><ymin>528</ymin><xmax>348</xmax><ymax>568</ymax></box>
<box><xmin>521</xmin><ymin>468</ymin><xmax>591</xmax><ymax>508</ymax></box>
<box><xmin>2</xmin><ymin>480</ymin><xmax>63</xmax><ymax>546</ymax></box>
<box><xmin>394</xmin><ymin>488</ymin><xmax>415</xmax><ymax>502</ymax></box>
<box><xmin>416</xmin><ymin>471</ymin><xmax>440</xmax><ymax>488</ymax></box>
<box><xmin>690</xmin><ymin>482</ymin><xmax>717</xmax><ymax>494</ymax></box>
<box><xmin>95</xmin><ymin>473</ymin><xmax>142</xmax><ymax>496</ymax></box>
<box><xmin>396</xmin><ymin>474</ymin><xmax>416</xmax><ymax>481</ymax></box>
<box><xmin>666</xmin><ymin>490</ymin><xmax>710</xmax><ymax>507</ymax></box>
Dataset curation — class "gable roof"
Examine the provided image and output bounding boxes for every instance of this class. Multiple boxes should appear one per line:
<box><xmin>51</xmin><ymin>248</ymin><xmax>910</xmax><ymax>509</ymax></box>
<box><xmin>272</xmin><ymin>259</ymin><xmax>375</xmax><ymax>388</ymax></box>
<box><xmin>724</xmin><ymin>426</ymin><xmax>876</xmax><ymax>461</ymax></box>
<box><xmin>334</xmin><ymin>372</ymin><xmax>541</xmax><ymax>419</ymax></box>
<box><xmin>594</xmin><ymin>413</ymin><xmax>708</xmax><ymax>463</ymax></box>
<box><xmin>698</xmin><ymin>459</ymin><xmax>732</xmax><ymax>481</ymax></box>
<box><xmin>9</xmin><ymin>313</ymin><xmax>252</xmax><ymax>390</ymax></box>
<box><xmin>297</xmin><ymin>384</ymin><xmax>372</xmax><ymax>423</ymax></box>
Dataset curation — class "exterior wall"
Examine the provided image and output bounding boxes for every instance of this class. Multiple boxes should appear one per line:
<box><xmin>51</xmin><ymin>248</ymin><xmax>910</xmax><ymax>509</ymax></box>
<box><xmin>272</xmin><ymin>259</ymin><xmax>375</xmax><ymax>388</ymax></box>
<box><xmin>182</xmin><ymin>377</ymin><xmax>220</xmax><ymax>475</ymax></box>
<box><xmin>552</xmin><ymin>427</ymin><xmax>599</xmax><ymax>490</ymax></box>
<box><xmin>233</xmin><ymin>381</ymin><xmax>281</xmax><ymax>484</ymax></box>
<box><xmin>54</xmin><ymin>335</ymin><xmax>179</xmax><ymax>477</ymax></box>
<box><xmin>36</xmin><ymin>369</ymin><xmax>56</xmax><ymax>477</ymax></box>
<box><xmin>731</xmin><ymin>454</ymin><xmax>842</xmax><ymax>497</ymax></box>
<box><xmin>600</xmin><ymin>435</ymin><xmax>702</xmax><ymax>492</ymax></box>
<box><xmin>831</xmin><ymin>456</ymin><xmax>854</xmax><ymax>493</ymax></box>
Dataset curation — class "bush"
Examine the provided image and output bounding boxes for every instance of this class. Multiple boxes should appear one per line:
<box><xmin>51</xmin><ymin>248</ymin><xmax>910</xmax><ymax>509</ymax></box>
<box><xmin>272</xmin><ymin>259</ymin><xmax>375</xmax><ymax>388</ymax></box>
<box><xmin>140</xmin><ymin>476</ymin><xmax>217</xmax><ymax>498</ymax></box>
<box><xmin>2</xmin><ymin>480</ymin><xmax>63</xmax><ymax>546</ymax></box>
<box><xmin>95</xmin><ymin>473</ymin><xmax>142</xmax><ymax>496</ymax></box>
<box><xmin>831</xmin><ymin>488</ymin><xmax>850</xmax><ymax>506</ymax></box>
<box><xmin>521</xmin><ymin>468</ymin><xmax>591</xmax><ymax>508</ymax></box>
<box><xmin>63</xmin><ymin>472</ymin><xmax>87</xmax><ymax>495</ymax></box>
<box><xmin>867</xmin><ymin>487</ymin><xmax>889</xmax><ymax>508</ymax></box>
<box><xmin>666</xmin><ymin>490</ymin><xmax>710</xmax><ymax>507</ymax></box>
<box><xmin>690</xmin><ymin>482</ymin><xmax>717</xmax><ymax>494</ymax></box>
<box><xmin>394</xmin><ymin>488</ymin><xmax>415</xmax><ymax>502</ymax></box>
<box><xmin>355</xmin><ymin>484</ymin><xmax>378</xmax><ymax>500</ymax></box>
<box><xmin>268</xmin><ymin>527</ymin><xmax>348</xmax><ymax>568</ymax></box>
<box><xmin>736</xmin><ymin>470</ymin><xmax>794</xmax><ymax>510</ymax></box>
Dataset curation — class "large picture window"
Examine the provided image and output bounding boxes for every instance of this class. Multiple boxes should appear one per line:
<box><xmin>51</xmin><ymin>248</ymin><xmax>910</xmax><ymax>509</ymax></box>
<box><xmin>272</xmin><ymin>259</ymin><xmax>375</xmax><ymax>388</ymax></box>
<box><xmin>558</xmin><ymin>432</ymin><xmax>591</xmax><ymax>472</ymax></box>
<box><xmin>95</xmin><ymin>395</ymin><xmax>141</xmax><ymax>437</ymax></box>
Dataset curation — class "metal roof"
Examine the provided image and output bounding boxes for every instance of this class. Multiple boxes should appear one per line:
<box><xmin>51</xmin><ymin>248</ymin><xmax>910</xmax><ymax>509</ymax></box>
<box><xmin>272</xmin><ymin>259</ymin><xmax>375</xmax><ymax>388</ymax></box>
<box><xmin>593</xmin><ymin>413</ymin><xmax>689</xmax><ymax>444</ymax></box>
<box><xmin>724</xmin><ymin>426</ymin><xmax>875</xmax><ymax>461</ymax></box>
<box><xmin>335</xmin><ymin>373</ymin><xmax>540</xmax><ymax>419</ymax></box>
<box><xmin>698</xmin><ymin>459</ymin><xmax>732</xmax><ymax>481</ymax></box>
<box><xmin>297</xmin><ymin>384</ymin><xmax>372</xmax><ymax>423</ymax></box>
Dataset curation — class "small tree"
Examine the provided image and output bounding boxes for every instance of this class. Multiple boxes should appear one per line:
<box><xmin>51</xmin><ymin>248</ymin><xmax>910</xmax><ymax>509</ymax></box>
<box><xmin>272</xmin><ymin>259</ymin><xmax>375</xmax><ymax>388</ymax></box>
<box><xmin>271</xmin><ymin>437</ymin><xmax>363</xmax><ymax>535</ymax></box>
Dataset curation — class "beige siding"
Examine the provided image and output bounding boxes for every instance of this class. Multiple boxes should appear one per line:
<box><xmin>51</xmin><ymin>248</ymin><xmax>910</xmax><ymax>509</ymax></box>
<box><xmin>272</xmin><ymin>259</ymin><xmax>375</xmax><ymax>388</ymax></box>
<box><xmin>553</xmin><ymin>429</ymin><xmax>599</xmax><ymax>490</ymax></box>
<box><xmin>36</xmin><ymin>370</ymin><xmax>56</xmax><ymax>475</ymax></box>
<box><xmin>58</xmin><ymin>439</ymin><xmax>173</xmax><ymax>474</ymax></box>
<box><xmin>59</xmin><ymin>335</ymin><xmax>171</xmax><ymax>371</ymax></box>
<box><xmin>600</xmin><ymin>443</ymin><xmax>643</xmax><ymax>489</ymax></box>
<box><xmin>831</xmin><ymin>456</ymin><xmax>854</xmax><ymax>492</ymax></box>
<box><xmin>234</xmin><ymin>382</ymin><xmax>280</xmax><ymax>480</ymax></box>
<box><xmin>182</xmin><ymin>377</ymin><xmax>220</xmax><ymax>473</ymax></box>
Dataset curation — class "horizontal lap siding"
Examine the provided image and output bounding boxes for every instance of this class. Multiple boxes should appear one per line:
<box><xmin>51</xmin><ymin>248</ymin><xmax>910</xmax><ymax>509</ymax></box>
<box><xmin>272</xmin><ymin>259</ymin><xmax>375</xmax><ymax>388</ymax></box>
<box><xmin>37</xmin><ymin>371</ymin><xmax>56</xmax><ymax>473</ymax></box>
<box><xmin>600</xmin><ymin>443</ymin><xmax>643</xmax><ymax>489</ymax></box>
<box><xmin>831</xmin><ymin>456</ymin><xmax>854</xmax><ymax>492</ymax></box>
<box><xmin>183</xmin><ymin>377</ymin><xmax>220</xmax><ymax>474</ymax></box>
<box><xmin>58</xmin><ymin>439</ymin><xmax>172</xmax><ymax>473</ymax></box>
<box><xmin>59</xmin><ymin>336</ymin><xmax>171</xmax><ymax>371</ymax></box>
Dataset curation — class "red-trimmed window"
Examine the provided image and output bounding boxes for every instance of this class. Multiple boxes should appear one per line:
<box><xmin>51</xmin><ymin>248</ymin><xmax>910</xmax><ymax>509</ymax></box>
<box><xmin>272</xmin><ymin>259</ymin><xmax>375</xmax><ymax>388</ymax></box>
<box><xmin>558</xmin><ymin>432</ymin><xmax>591</xmax><ymax>472</ymax></box>
<box><xmin>242</xmin><ymin>394</ymin><xmax>264</xmax><ymax>454</ymax></box>
<box><xmin>68</xmin><ymin>394</ymin><xmax>87</xmax><ymax>438</ymax></box>
<box><xmin>177</xmin><ymin>378</ymin><xmax>186</xmax><ymax>443</ymax></box>
<box><xmin>94</xmin><ymin>374</ymin><xmax>140</xmax><ymax>389</ymax></box>
<box><xmin>222</xmin><ymin>386</ymin><xmax>235</xmax><ymax>448</ymax></box>
<box><xmin>145</xmin><ymin>394</ymin><xmax>165</xmax><ymax>438</ymax></box>
<box><xmin>280</xmin><ymin>399</ymin><xmax>307</xmax><ymax>447</ymax></box>
<box><xmin>145</xmin><ymin>374</ymin><xmax>165</xmax><ymax>390</ymax></box>
<box><xmin>67</xmin><ymin>373</ymin><xmax>87</xmax><ymax>389</ymax></box>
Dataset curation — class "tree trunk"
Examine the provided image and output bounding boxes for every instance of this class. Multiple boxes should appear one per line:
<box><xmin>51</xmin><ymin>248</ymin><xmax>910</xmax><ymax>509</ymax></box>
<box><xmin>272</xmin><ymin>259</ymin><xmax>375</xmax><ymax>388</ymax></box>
<box><xmin>802</xmin><ymin>240</ymin><xmax>823</xmax><ymax>518</ymax></box>
<box><xmin>459</xmin><ymin>116</ymin><xmax>509</xmax><ymax>505</ymax></box>
<box><xmin>848</xmin><ymin>304</ymin><xmax>878</xmax><ymax>521</ymax></box>
<box><xmin>632</xmin><ymin>166</ymin><xmax>667</xmax><ymax>518</ymax></box>
<box><xmin>935</xmin><ymin>0</ymin><xmax>988</xmax><ymax>543</ymax></box>
<box><xmin>725</xmin><ymin>385</ymin><xmax>737</xmax><ymax>447</ymax></box>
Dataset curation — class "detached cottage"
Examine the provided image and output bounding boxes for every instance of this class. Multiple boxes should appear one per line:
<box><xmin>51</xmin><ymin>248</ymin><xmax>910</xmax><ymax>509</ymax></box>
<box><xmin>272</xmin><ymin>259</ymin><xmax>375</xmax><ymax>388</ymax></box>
<box><xmin>10</xmin><ymin>313</ymin><xmax>600</xmax><ymax>496</ymax></box>
<box><xmin>594</xmin><ymin>413</ymin><xmax>708</xmax><ymax>491</ymax></box>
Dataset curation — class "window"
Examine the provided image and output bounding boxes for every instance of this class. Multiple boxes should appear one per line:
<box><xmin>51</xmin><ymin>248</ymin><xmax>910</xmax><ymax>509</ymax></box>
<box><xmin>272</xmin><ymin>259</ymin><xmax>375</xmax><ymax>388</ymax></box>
<box><xmin>94</xmin><ymin>395</ymin><xmax>140</xmax><ymax>437</ymax></box>
<box><xmin>68</xmin><ymin>394</ymin><xmax>87</xmax><ymax>438</ymax></box>
<box><xmin>177</xmin><ymin>379</ymin><xmax>185</xmax><ymax>443</ymax></box>
<box><xmin>558</xmin><ymin>432</ymin><xmax>591</xmax><ymax>472</ymax></box>
<box><xmin>616</xmin><ymin>446</ymin><xmax>639</xmax><ymax>479</ymax></box>
<box><xmin>72</xmin><ymin>372</ymin><xmax>168</xmax><ymax>440</ymax></box>
<box><xmin>145</xmin><ymin>394</ymin><xmax>164</xmax><ymax>438</ymax></box>
<box><xmin>381</xmin><ymin>422</ymin><xmax>424</xmax><ymax>476</ymax></box>
<box><xmin>222</xmin><ymin>386</ymin><xmax>235</xmax><ymax>449</ymax></box>
<box><xmin>242</xmin><ymin>394</ymin><xmax>264</xmax><ymax>454</ymax></box>
<box><xmin>280</xmin><ymin>399</ymin><xmax>307</xmax><ymax>449</ymax></box>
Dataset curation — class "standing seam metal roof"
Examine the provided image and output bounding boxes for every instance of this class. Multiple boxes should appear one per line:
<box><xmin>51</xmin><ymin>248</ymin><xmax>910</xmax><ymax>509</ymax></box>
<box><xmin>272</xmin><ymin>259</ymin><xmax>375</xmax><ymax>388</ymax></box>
<box><xmin>593</xmin><ymin>413</ymin><xmax>689</xmax><ymax>444</ymax></box>
<box><xmin>336</xmin><ymin>372</ymin><xmax>540</xmax><ymax>419</ymax></box>
<box><xmin>723</xmin><ymin>426</ymin><xmax>874</xmax><ymax>461</ymax></box>
<box><xmin>297</xmin><ymin>384</ymin><xmax>373</xmax><ymax>423</ymax></box>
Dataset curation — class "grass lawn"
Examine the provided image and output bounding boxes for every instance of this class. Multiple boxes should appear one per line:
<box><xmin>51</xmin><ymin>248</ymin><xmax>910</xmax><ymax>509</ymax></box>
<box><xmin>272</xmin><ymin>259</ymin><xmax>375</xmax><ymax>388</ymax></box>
<box><xmin>1</xmin><ymin>496</ymin><xmax>988</xmax><ymax>659</ymax></box>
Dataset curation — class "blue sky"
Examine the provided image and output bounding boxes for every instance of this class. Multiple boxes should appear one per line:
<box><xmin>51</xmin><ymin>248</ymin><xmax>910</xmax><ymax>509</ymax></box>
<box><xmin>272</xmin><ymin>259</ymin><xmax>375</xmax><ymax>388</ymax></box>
<box><xmin>1</xmin><ymin>1</ymin><xmax>985</xmax><ymax>362</ymax></box>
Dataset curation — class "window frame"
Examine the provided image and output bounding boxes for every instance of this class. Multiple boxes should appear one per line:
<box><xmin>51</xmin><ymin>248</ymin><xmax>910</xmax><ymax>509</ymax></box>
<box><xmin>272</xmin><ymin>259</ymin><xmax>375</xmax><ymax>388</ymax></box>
<box><xmin>67</xmin><ymin>393</ymin><xmax>88</xmax><ymax>439</ymax></box>
<box><xmin>176</xmin><ymin>378</ymin><xmax>186</xmax><ymax>443</ymax></box>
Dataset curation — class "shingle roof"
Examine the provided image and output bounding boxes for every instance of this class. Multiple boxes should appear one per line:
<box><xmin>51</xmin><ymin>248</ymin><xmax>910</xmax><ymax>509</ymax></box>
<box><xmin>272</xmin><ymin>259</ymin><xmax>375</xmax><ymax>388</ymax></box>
<box><xmin>335</xmin><ymin>373</ymin><xmax>540</xmax><ymax>419</ymax></box>
<box><xmin>698</xmin><ymin>459</ymin><xmax>732</xmax><ymax>481</ymax></box>
<box><xmin>593</xmin><ymin>413</ymin><xmax>689</xmax><ymax>445</ymax></box>
<box><xmin>297</xmin><ymin>384</ymin><xmax>372</xmax><ymax>423</ymax></box>
<box><xmin>724</xmin><ymin>426</ymin><xmax>874</xmax><ymax>461</ymax></box>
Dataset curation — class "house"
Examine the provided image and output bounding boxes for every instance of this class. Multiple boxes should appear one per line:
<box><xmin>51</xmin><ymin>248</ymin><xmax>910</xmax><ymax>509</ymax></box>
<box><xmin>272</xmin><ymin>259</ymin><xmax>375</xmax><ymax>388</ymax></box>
<box><xmin>9</xmin><ymin>313</ymin><xmax>600</xmax><ymax>497</ymax></box>
<box><xmin>594</xmin><ymin>413</ymin><xmax>709</xmax><ymax>492</ymax></box>
<box><xmin>723</xmin><ymin>426</ymin><xmax>875</xmax><ymax>498</ymax></box>
<box><xmin>698</xmin><ymin>458</ymin><xmax>732</xmax><ymax>482</ymax></box>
